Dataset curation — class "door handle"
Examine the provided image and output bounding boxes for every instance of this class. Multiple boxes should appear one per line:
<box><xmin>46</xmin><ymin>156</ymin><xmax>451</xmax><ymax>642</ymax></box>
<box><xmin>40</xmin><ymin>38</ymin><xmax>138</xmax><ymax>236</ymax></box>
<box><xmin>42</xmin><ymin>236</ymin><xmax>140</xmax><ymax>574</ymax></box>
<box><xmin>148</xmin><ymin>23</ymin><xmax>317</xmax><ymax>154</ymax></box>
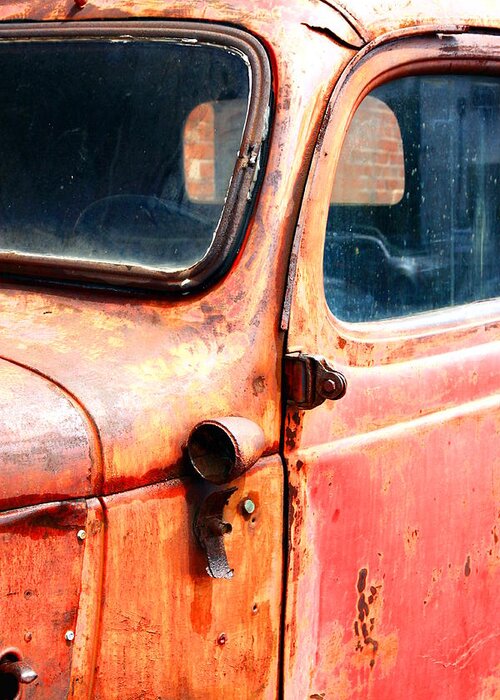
<box><xmin>194</xmin><ymin>486</ymin><xmax>237</xmax><ymax>579</ymax></box>
<box><xmin>187</xmin><ymin>416</ymin><xmax>265</xmax><ymax>484</ymax></box>
<box><xmin>187</xmin><ymin>417</ymin><xmax>265</xmax><ymax>578</ymax></box>
<box><xmin>0</xmin><ymin>655</ymin><xmax>37</xmax><ymax>699</ymax></box>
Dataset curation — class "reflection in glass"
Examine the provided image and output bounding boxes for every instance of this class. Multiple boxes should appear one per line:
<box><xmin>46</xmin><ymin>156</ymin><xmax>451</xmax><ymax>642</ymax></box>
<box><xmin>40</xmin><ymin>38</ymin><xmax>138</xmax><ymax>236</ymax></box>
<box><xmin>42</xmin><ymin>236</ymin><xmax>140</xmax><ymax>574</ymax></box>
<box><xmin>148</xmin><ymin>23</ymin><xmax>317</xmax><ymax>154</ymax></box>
<box><xmin>325</xmin><ymin>75</ymin><xmax>500</xmax><ymax>322</ymax></box>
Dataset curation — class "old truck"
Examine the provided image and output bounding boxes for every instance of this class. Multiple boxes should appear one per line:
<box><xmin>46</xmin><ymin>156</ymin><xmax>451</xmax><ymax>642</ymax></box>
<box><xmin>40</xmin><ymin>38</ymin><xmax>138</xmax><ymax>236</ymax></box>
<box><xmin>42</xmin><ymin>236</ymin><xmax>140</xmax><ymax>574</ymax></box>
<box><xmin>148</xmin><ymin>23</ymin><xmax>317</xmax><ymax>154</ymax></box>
<box><xmin>0</xmin><ymin>0</ymin><xmax>498</xmax><ymax>698</ymax></box>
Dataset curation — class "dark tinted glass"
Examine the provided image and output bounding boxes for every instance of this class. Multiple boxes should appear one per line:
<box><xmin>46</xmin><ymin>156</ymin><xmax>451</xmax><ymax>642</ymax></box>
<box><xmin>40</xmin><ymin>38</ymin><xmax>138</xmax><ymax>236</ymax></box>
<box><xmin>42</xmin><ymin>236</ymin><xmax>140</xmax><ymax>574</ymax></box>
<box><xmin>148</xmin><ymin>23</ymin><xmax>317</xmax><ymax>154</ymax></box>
<box><xmin>0</xmin><ymin>41</ymin><xmax>249</xmax><ymax>270</ymax></box>
<box><xmin>324</xmin><ymin>75</ymin><xmax>500</xmax><ymax>322</ymax></box>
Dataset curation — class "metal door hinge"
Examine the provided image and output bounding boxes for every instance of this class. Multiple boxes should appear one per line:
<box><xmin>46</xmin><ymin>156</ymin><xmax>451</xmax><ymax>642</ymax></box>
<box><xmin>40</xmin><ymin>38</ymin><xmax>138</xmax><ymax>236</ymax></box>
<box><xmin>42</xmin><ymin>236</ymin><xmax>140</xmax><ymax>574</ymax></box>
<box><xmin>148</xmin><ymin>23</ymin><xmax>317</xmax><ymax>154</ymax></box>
<box><xmin>284</xmin><ymin>353</ymin><xmax>347</xmax><ymax>409</ymax></box>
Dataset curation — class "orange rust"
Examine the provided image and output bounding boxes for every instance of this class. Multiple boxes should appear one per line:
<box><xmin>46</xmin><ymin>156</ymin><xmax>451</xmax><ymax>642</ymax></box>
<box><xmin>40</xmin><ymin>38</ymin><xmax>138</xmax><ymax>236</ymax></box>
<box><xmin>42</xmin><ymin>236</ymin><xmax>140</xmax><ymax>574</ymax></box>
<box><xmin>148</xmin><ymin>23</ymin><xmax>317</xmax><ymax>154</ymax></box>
<box><xmin>0</xmin><ymin>1</ymin><xmax>498</xmax><ymax>698</ymax></box>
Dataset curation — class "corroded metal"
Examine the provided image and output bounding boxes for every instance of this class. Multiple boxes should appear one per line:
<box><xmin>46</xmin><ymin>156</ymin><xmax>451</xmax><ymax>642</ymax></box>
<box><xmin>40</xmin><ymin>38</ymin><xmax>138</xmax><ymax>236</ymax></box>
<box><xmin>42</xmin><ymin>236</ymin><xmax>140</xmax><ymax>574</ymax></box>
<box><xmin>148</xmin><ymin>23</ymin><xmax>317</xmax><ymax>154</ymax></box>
<box><xmin>284</xmin><ymin>353</ymin><xmax>347</xmax><ymax>408</ymax></box>
<box><xmin>283</xmin><ymin>27</ymin><xmax>500</xmax><ymax>700</ymax></box>
<box><xmin>0</xmin><ymin>1</ymin><xmax>497</xmax><ymax>699</ymax></box>
<box><xmin>194</xmin><ymin>486</ymin><xmax>238</xmax><ymax>578</ymax></box>
<box><xmin>188</xmin><ymin>417</ymin><xmax>266</xmax><ymax>484</ymax></box>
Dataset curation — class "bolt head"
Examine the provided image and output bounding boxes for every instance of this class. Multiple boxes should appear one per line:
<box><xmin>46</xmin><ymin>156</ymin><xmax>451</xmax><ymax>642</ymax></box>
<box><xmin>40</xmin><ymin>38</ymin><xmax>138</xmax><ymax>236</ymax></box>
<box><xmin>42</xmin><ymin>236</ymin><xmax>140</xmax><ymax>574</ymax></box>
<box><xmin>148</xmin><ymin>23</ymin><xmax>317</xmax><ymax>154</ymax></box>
<box><xmin>65</xmin><ymin>630</ymin><xmax>75</xmax><ymax>642</ymax></box>
<box><xmin>242</xmin><ymin>499</ymin><xmax>256</xmax><ymax>515</ymax></box>
<box><xmin>321</xmin><ymin>378</ymin><xmax>337</xmax><ymax>395</ymax></box>
<box><xmin>77</xmin><ymin>529</ymin><xmax>86</xmax><ymax>541</ymax></box>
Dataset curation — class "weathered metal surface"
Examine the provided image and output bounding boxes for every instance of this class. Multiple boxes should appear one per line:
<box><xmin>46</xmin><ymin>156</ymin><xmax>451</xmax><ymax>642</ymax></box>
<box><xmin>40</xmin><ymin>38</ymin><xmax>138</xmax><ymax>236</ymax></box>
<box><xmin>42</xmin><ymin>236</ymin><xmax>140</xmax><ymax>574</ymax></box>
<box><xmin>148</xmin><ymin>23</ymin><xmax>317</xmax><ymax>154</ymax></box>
<box><xmin>0</xmin><ymin>500</ymin><xmax>88</xmax><ymax>698</ymax></box>
<box><xmin>0</xmin><ymin>4</ymin><xmax>353</xmax><ymax>698</ymax></box>
<box><xmin>194</xmin><ymin>486</ymin><xmax>238</xmax><ymax>578</ymax></box>
<box><xmin>0</xmin><ymin>1</ymin><xmax>497</xmax><ymax>698</ymax></box>
<box><xmin>0</xmin><ymin>3</ymin><xmax>353</xmax><ymax>503</ymax></box>
<box><xmin>0</xmin><ymin>359</ymin><xmax>97</xmax><ymax>512</ymax></box>
<box><xmin>68</xmin><ymin>499</ymin><xmax>105</xmax><ymax>700</ymax></box>
<box><xmin>94</xmin><ymin>457</ymin><xmax>283</xmax><ymax>699</ymax></box>
<box><xmin>283</xmin><ymin>29</ymin><xmax>500</xmax><ymax>700</ymax></box>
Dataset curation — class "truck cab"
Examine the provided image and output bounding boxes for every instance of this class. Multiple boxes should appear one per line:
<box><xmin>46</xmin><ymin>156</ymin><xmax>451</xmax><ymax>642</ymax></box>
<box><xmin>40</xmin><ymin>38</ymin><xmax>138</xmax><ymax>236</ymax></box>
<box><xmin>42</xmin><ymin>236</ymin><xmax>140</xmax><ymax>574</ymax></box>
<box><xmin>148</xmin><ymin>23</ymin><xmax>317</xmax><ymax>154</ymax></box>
<box><xmin>0</xmin><ymin>1</ymin><xmax>498</xmax><ymax>698</ymax></box>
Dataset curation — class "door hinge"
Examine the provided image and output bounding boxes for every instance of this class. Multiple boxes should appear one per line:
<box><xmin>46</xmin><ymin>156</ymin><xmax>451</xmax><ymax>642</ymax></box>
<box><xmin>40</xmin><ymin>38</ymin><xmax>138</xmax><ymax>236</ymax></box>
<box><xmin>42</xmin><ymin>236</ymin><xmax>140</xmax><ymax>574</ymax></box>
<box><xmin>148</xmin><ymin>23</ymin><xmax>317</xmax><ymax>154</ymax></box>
<box><xmin>284</xmin><ymin>353</ymin><xmax>347</xmax><ymax>409</ymax></box>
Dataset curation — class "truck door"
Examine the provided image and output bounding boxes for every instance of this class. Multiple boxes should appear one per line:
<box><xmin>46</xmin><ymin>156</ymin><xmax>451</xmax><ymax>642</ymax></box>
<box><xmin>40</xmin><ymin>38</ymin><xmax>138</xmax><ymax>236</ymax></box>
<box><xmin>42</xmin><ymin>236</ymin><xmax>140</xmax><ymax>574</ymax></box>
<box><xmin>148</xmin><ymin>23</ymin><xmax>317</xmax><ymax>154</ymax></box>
<box><xmin>282</xmin><ymin>33</ymin><xmax>500</xmax><ymax>699</ymax></box>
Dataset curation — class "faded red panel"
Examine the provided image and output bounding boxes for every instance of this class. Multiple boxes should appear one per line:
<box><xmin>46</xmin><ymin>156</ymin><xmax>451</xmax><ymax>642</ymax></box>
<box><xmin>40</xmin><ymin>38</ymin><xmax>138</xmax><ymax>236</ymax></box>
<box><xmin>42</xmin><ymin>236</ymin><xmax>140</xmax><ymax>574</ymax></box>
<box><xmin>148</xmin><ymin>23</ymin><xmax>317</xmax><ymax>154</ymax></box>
<box><xmin>284</xmin><ymin>29</ymin><xmax>500</xmax><ymax>699</ymax></box>
<box><xmin>94</xmin><ymin>456</ymin><xmax>283</xmax><ymax>700</ymax></box>
<box><xmin>284</xmin><ymin>396</ymin><xmax>500</xmax><ymax>699</ymax></box>
<box><xmin>0</xmin><ymin>500</ymin><xmax>88</xmax><ymax>699</ymax></box>
<box><xmin>0</xmin><ymin>359</ymin><xmax>96</xmax><ymax>511</ymax></box>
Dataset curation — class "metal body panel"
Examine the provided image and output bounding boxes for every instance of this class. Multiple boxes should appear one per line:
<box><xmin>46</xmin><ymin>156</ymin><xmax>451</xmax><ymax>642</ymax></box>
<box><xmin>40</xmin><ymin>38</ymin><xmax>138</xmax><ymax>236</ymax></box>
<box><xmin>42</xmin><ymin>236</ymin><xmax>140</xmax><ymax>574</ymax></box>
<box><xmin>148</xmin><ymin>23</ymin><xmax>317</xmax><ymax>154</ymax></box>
<box><xmin>0</xmin><ymin>359</ymin><xmax>96</xmax><ymax>511</ymax></box>
<box><xmin>0</xmin><ymin>1</ymin><xmax>498</xmax><ymax>698</ymax></box>
<box><xmin>94</xmin><ymin>457</ymin><xmax>283</xmax><ymax>699</ymax></box>
<box><xmin>283</xmin><ymin>30</ymin><xmax>500</xmax><ymax>700</ymax></box>
<box><xmin>0</xmin><ymin>7</ymin><xmax>353</xmax><ymax>499</ymax></box>
<box><xmin>0</xmin><ymin>6</ymin><xmax>351</xmax><ymax>697</ymax></box>
<box><xmin>0</xmin><ymin>501</ymin><xmax>89</xmax><ymax>698</ymax></box>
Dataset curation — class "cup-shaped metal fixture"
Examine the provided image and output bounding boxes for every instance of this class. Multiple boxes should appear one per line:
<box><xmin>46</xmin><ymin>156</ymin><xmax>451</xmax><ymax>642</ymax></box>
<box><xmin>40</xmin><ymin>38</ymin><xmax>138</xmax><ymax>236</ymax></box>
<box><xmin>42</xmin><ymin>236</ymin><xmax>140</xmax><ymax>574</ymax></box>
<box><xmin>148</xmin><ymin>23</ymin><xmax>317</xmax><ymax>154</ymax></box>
<box><xmin>187</xmin><ymin>417</ymin><xmax>265</xmax><ymax>484</ymax></box>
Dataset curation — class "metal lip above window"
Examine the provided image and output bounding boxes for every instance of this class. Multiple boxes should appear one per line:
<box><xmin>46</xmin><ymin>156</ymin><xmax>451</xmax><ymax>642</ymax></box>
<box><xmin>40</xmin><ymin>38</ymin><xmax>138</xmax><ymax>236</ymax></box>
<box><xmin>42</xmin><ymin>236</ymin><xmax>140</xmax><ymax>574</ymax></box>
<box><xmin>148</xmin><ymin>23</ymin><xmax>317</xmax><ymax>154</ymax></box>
<box><xmin>0</xmin><ymin>22</ymin><xmax>272</xmax><ymax>292</ymax></box>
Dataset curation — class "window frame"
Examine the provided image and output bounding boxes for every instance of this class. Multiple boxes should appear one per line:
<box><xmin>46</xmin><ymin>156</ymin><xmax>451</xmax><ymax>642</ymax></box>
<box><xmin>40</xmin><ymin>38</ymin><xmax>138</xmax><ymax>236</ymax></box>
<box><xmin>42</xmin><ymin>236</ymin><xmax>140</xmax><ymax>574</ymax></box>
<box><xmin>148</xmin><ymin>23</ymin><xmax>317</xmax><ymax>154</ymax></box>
<box><xmin>283</xmin><ymin>31</ymin><xmax>500</xmax><ymax>345</ymax></box>
<box><xmin>0</xmin><ymin>22</ymin><xmax>271</xmax><ymax>292</ymax></box>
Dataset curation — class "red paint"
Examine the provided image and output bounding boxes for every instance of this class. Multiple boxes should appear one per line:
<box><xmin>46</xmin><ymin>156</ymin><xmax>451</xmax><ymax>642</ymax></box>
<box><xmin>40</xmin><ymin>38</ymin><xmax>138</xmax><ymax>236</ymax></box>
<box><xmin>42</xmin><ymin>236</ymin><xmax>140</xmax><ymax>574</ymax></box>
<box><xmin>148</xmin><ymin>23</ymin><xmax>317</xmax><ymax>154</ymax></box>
<box><xmin>284</xmin><ymin>29</ymin><xmax>500</xmax><ymax>700</ymax></box>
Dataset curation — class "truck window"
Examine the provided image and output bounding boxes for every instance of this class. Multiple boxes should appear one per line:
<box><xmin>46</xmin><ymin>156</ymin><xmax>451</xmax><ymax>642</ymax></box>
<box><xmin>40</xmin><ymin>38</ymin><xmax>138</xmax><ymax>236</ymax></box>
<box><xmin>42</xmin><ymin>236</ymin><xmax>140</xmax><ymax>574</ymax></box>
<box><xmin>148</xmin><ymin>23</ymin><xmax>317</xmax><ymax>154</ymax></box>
<box><xmin>324</xmin><ymin>74</ymin><xmax>500</xmax><ymax>322</ymax></box>
<box><xmin>0</xmin><ymin>38</ymin><xmax>252</xmax><ymax>275</ymax></box>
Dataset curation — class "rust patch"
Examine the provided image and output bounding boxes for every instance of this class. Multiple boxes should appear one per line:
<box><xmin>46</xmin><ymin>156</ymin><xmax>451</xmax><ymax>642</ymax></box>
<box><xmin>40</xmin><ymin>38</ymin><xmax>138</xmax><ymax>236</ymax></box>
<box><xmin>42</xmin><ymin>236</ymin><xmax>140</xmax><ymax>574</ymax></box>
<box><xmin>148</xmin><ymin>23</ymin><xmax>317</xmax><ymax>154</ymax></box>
<box><xmin>302</xmin><ymin>23</ymin><xmax>360</xmax><ymax>51</ymax></box>
<box><xmin>356</xmin><ymin>567</ymin><xmax>367</xmax><ymax>593</ymax></box>
<box><xmin>354</xmin><ymin>567</ymin><xmax>382</xmax><ymax>668</ymax></box>
<box><xmin>284</xmin><ymin>410</ymin><xmax>304</xmax><ymax>450</ymax></box>
<box><xmin>464</xmin><ymin>555</ymin><xmax>471</xmax><ymax>577</ymax></box>
<box><xmin>404</xmin><ymin>526</ymin><xmax>419</xmax><ymax>557</ymax></box>
<box><xmin>252</xmin><ymin>375</ymin><xmax>266</xmax><ymax>396</ymax></box>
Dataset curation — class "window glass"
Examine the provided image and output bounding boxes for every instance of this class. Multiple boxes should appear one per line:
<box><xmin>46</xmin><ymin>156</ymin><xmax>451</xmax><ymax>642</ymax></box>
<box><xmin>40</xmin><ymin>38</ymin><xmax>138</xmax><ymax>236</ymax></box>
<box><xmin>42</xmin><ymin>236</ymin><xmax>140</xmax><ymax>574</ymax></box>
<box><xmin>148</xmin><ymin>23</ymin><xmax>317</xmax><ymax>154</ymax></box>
<box><xmin>324</xmin><ymin>75</ymin><xmax>500</xmax><ymax>322</ymax></box>
<box><xmin>0</xmin><ymin>40</ymin><xmax>250</xmax><ymax>270</ymax></box>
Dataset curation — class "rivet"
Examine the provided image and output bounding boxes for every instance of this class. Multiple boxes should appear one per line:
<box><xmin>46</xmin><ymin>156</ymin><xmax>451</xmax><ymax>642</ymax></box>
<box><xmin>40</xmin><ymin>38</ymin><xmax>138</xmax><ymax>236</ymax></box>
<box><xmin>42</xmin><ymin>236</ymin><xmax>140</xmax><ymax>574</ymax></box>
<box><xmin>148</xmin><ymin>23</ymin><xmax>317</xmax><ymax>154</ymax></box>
<box><xmin>77</xmin><ymin>529</ymin><xmax>86</xmax><ymax>541</ymax></box>
<box><xmin>242</xmin><ymin>499</ymin><xmax>256</xmax><ymax>515</ymax></box>
<box><xmin>24</xmin><ymin>632</ymin><xmax>32</xmax><ymax>643</ymax></box>
<box><xmin>65</xmin><ymin>630</ymin><xmax>75</xmax><ymax>642</ymax></box>
<box><xmin>217</xmin><ymin>633</ymin><xmax>227</xmax><ymax>646</ymax></box>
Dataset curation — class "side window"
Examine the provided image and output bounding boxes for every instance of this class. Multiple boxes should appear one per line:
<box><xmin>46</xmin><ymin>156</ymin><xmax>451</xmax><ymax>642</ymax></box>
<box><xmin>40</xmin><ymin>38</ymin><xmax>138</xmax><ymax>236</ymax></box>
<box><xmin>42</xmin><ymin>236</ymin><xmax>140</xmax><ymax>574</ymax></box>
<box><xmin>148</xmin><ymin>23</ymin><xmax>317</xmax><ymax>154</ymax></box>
<box><xmin>324</xmin><ymin>75</ymin><xmax>500</xmax><ymax>322</ymax></box>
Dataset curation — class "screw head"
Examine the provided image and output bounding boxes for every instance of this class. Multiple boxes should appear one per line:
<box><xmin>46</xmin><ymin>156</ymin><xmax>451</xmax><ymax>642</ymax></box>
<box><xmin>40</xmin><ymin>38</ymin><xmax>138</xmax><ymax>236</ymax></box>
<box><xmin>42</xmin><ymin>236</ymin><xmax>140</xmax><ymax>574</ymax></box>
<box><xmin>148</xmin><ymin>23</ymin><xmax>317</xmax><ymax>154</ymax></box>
<box><xmin>65</xmin><ymin>630</ymin><xmax>75</xmax><ymax>642</ymax></box>
<box><xmin>242</xmin><ymin>499</ymin><xmax>256</xmax><ymax>515</ymax></box>
<box><xmin>77</xmin><ymin>529</ymin><xmax>87</xmax><ymax>541</ymax></box>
